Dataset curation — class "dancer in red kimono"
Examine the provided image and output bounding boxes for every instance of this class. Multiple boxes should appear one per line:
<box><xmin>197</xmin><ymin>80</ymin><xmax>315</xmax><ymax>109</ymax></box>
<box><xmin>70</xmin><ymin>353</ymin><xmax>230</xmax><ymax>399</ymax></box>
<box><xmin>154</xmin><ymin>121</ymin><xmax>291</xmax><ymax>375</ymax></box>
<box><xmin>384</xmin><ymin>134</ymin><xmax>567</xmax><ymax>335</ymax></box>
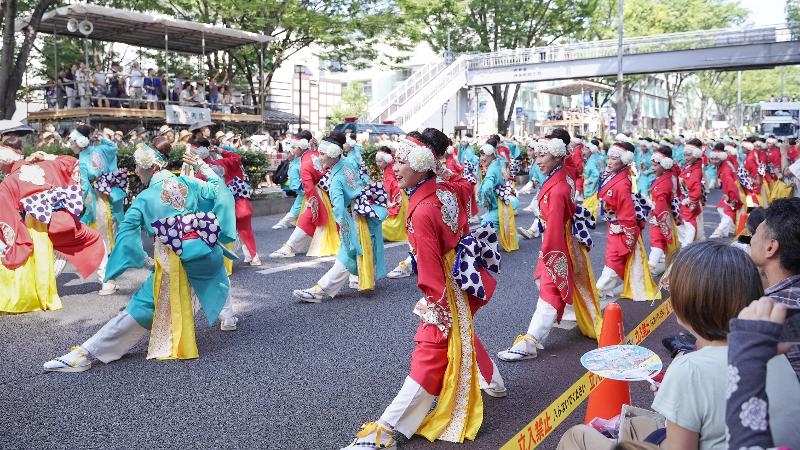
<box><xmin>709</xmin><ymin>143</ymin><xmax>749</xmax><ymax>239</ymax></box>
<box><xmin>340</xmin><ymin>129</ymin><xmax>505</xmax><ymax>450</ymax></box>
<box><xmin>595</xmin><ymin>142</ymin><xmax>660</xmax><ymax>302</ymax></box>
<box><xmin>0</xmin><ymin>142</ymin><xmax>106</xmax><ymax>313</ymax></box>
<box><xmin>195</xmin><ymin>142</ymin><xmax>260</xmax><ymax>266</ymax></box>
<box><xmin>270</xmin><ymin>130</ymin><xmax>339</xmax><ymax>258</ymax></box>
<box><xmin>498</xmin><ymin>134</ymin><xmax>601</xmax><ymax>363</ymax></box>
<box><xmin>570</xmin><ymin>136</ymin><xmax>586</xmax><ymax>197</ymax></box>
<box><xmin>743</xmin><ymin>137</ymin><xmax>769</xmax><ymax>206</ymax></box>
<box><xmin>677</xmin><ymin>138</ymin><xmax>706</xmax><ymax>247</ymax></box>
<box><xmin>647</xmin><ymin>146</ymin><xmax>679</xmax><ymax>277</ymax></box>
<box><xmin>377</xmin><ymin>146</ymin><xmax>408</xmax><ymax>243</ymax></box>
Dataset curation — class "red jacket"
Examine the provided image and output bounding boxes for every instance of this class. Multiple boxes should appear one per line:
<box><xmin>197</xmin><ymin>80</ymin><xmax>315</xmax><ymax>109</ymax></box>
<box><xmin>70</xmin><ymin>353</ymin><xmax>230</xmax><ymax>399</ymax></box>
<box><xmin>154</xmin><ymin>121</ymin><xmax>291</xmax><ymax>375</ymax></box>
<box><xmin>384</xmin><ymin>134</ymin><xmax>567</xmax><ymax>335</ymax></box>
<box><xmin>570</xmin><ymin>145</ymin><xmax>585</xmax><ymax>193</ymax></box>
<box><xmin>535</xmin><ymin>166</ymin><xmax>577</xmax><ymax>316</ymax></box>
<box><xmin>599</xmin><ymin>169</ymin><xmax>639</xmax><ymax>275</ymax></box>
<box><xmin>296</xmin><ymin>149</ymin><xmax>329</xmax><ymax>236</ymax></box>
<box><xmin>649</xmin><ymin>172</ymin><xmax>676</xmax><ymax>251</ymax></box>
<box><xmin>382</xmin><ymin>162</ymin><xmax>402</xmax><ymax>217</ymax></box>
<box><xmin>679</xmin><ymin>160</ymin><xmax>704</xmax><ymax>226</ymax></box>
<box><xmin>0</xmin><ymin>156</ymin><xmax>104</xmax><ymax>277</ymax></box>
<box><xmin>718</xmin><ymin>159</ymin><xmax>743</xmax><ymax>220</ymax></box>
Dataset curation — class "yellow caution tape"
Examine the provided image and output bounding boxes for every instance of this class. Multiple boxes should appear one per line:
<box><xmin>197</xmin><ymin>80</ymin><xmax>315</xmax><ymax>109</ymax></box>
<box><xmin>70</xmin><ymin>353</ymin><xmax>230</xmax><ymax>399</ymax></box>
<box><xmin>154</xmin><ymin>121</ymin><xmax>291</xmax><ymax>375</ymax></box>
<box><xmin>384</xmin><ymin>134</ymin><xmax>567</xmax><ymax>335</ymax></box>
<box><xmin>501</xmin><ymin>300</ymin><xmax>674</xmax><ymax>450</ymax></box>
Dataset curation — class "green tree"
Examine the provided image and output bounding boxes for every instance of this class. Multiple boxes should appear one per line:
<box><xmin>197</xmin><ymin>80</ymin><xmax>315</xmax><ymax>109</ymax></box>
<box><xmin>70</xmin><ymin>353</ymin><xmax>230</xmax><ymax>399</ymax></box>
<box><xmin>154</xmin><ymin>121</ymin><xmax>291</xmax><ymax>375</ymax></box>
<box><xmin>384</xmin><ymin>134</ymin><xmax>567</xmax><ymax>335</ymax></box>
<box><xmin>589</xmin><ymin>0</ymin><xmax>747</xmax><ymax>129</ymax></box>
<box><xmin>0</xmin><ymin>0</ymin><xmax>58</xmax><ymax>119</ymax></box>
<box><xmin>788</xmin><ymin>0</ymin><xmax>800</xmax><ymax>32</ymax></box>
<box><xmin>401</xmin><ymin>0</ymin><xmax>597</xmax><ymax>134</ymax></box>
<box><xmin>326</xmin><ymin>81</ymin><xmax>368</xmax><ymax>131</ymax></box>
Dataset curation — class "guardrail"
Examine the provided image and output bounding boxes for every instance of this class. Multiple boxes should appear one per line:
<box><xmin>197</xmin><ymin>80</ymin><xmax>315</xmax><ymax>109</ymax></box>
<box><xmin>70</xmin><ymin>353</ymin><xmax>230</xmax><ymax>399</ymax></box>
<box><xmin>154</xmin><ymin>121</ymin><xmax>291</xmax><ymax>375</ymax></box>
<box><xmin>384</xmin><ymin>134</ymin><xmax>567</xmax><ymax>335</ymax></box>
<box><xmin>467</xmin><ymin>24</ymin><xmax>793</xmax><ymax>70</ymax></box>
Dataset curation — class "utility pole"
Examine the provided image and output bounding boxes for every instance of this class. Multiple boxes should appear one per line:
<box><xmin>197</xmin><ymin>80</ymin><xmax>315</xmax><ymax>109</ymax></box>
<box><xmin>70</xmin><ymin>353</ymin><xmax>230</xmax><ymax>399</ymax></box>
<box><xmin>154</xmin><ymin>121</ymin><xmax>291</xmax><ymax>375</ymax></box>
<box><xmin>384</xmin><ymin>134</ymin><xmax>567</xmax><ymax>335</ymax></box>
<box><xmin>615</xmin><ymin>0</ymin><xmax>624</xmax><ymax>132</ymax></box>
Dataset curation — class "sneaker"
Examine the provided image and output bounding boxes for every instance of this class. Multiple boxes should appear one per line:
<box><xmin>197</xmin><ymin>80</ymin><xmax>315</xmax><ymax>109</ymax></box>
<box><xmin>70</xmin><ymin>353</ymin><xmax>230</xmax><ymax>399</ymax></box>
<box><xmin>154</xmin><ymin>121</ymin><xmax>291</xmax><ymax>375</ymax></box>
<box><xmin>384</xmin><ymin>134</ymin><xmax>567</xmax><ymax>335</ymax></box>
<box><xmin>269</xmin><ymin>244</ymin><xmax>295</xmax><ymax>258</ymax></box>
<box><xmin>98</xmin><ymin>281</ymin><xmax>118</xmax><ymax>296</ymax></box>
<box><xmin>482</xmin><ymin>385</ymin><xmax>508</xmax><ymax>398</ymax></box>
<box><xmin>386</xmin><ymin>261</ymin><xmax>412</xmax><ymax>279</ymax></box>
<box><xmin>220</xmin><ymin>316</ymin><xmax>239</xmax><ymax>331</ymax></box>
<box><xmin>43</xmin><ymin>346</ymin><xmax>91</xmax><ymax>373</ymax></box>
<box><xmin>349</xmin><ymin>277</ymin><xmax>360</xmax><ymax>289</ymax></box>
<box><xmin>249</xmin><ymin>255</ymin><xmax>262</xmax><ymax>266</ymax></box>
<box><xmin>340</xmin><ymin>422</ymin><xmax>396</xmax><ymax>450</ymax></box>
<box><xmin>497</xmin><ymin>335</ymin><xmax>539</xmax><ymax>362</ymax></box>
<box><xmin>293</xmin><ymin>285</ymin><xmax>325</xmax><ymax>303</ymax></box>
<box><xmin>272</xmin><ymin>215</ymin><xmax>296</xmax><ymax>229</ymax></box>
<box><xmin>517</xmin><ymin>227</ymin><xmax>533</xmax><ymax>240</ymax></box>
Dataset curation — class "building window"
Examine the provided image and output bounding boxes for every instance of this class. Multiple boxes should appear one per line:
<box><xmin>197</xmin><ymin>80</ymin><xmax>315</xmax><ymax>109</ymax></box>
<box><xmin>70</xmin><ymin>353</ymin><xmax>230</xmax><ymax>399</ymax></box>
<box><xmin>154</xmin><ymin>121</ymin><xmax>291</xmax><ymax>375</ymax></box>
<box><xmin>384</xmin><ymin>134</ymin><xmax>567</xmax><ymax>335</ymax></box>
<box><xmin>362</xmin><ymin>80</ymin><xmax>372</xmax><ymax>98</ymax></box>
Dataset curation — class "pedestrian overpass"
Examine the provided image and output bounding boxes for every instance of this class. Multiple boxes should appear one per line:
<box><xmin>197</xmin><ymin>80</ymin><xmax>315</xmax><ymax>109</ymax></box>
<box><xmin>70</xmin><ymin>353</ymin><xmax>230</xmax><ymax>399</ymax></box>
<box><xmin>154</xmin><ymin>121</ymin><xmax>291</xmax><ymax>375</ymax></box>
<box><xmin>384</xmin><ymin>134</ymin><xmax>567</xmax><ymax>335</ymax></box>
<box><xmin>369</xmin><ymin>25</ymin><xmax>800</xmax><ymax>131</ymax></box>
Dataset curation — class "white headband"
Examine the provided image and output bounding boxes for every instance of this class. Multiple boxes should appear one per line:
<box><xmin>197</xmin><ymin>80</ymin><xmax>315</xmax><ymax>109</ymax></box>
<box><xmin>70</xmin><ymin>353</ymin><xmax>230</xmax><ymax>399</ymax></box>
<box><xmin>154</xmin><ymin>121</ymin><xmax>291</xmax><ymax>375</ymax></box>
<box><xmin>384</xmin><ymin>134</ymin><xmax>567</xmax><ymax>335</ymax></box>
<box><xmin>615</xmin><ymin>133</ymin><xmax>630</xmax><ymax>143</ymax></box>
<box><xmin>725</xmin><ymin>144</ymin><xmax>738</xmax><ymax>156</ymax></box>
<box><xmin>767</xmin><ymin>137</ymin><xmax>777</xmax><ymax>145</ymax></box>
<box><xmin>0</xmin><ymin>145</ymin><xmax>22</xmax><ymax>164</ymax></box>
<box><xmin>741</xmin><ymin>141</ymin><xmax>754</xmax><ymax>151</ymax></box>
<box><xmin>133</xmin><ymin>143</ymin><xmax>165</xmax><ymax>169</ymax></box>
<box><xmin>710</xmin><ymin>150</ymin><xmax>728</xmax><ymax>161</ymax></box>
<box><xmin>532</xmin><ymin>138</ymin><xmax>567</xmax><ymax>158</ymax></box>
<box><xmin>395</xmin><ymin>137</ymin><xmax>437</xmax><ymax>172</ymax></box>
<box><xmin>480</xmin><ymin>143</ymin><xmax>496</xmax><ymax>156</ymax></box>
<box><xmin>685</xmin><ymin>144</ymin><xmax>703</xmax><ymax>158</ymax></box>
<box><xmin>651</xmin><ymin>151</ymin><xmax>673</xmax><ymax>170</ymax></box>
<box><xmin>376</xmin><ymin>151</ymin><xmax>393</xmax><ymax>165</ymax></box>
<box><xmin>69</xmin><ymin>129</ymin><xmax>89</xmax><ymax>148</ymax></box>
<box><xmin>586</xmin><ymin>142</ymin><xmax>599</xmax><ymax>153</ymax></box>
<box><xmin>608</xmin><ymin>144</ymin><xmax>634</xmax><ymax>165</ymax></box>
<box><xmin>659</xmin><ymin>140</ymin><xmax>674</xmax><ymax>149</ymax></box>
<box><xmin>284</xmin><ymin>138</ymin><xmax>309</xmax><ymax>152</ymax></box>
<box><xmin>318</xmin><ymin>139</ymin><xmax>343</xmax><ymax>158</ymax></box>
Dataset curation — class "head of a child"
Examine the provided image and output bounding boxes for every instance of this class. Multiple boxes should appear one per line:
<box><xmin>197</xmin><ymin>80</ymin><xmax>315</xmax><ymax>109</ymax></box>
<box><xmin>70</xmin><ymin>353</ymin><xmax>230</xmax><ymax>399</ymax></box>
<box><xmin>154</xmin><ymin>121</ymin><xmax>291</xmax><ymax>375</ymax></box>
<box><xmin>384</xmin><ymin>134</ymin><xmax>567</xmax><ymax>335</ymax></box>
<box><xmin>669</xmin><ymin>240</ymin><xmax>763</xmax><ymax>342</ymax></box>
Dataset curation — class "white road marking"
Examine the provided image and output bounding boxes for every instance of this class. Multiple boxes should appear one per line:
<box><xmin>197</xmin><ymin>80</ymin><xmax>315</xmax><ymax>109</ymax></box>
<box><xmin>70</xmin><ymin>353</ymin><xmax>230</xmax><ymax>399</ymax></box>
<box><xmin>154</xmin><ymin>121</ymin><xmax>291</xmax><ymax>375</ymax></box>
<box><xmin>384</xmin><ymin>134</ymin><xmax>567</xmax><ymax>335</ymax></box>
<box><xmin>256</xmin><ymin>241</ymin><xmax>408</xmax><ymax>275</ymax></box>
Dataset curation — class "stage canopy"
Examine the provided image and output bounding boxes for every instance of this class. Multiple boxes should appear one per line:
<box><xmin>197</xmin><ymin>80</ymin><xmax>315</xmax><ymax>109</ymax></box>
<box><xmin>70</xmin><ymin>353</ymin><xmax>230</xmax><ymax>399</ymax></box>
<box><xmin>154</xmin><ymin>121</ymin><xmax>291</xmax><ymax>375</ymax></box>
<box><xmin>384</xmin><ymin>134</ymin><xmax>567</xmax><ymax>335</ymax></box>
<box><xmin>16</xmin><ymin>4</ymin><xmax>272</xmax><ymax>54</ymax></box>
<box><xmin>536</xmin><ymin>80</ymin><xmax>612</xmax><ymax>96</ymax></box>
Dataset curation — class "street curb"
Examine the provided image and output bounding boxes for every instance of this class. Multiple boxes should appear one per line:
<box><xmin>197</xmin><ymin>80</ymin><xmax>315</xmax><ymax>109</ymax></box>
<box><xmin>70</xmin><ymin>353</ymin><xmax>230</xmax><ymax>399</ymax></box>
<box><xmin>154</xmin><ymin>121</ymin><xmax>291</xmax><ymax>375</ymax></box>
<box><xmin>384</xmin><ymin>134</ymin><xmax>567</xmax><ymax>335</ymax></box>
<box><xmin>251</xmin><ymin>196</ymin><xmax>295</xmax><ymax>217</ymax></box>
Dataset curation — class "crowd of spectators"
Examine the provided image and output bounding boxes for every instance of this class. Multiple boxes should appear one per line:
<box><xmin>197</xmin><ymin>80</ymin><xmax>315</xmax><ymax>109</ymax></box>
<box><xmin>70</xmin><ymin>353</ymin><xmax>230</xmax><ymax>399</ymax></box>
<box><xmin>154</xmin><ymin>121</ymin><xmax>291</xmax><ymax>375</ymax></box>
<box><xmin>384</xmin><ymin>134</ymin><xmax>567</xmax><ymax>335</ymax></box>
<box><xmin>44</xmin><ymin>62</ymin><xmax>240</xmax><ymax>113</ymax></box>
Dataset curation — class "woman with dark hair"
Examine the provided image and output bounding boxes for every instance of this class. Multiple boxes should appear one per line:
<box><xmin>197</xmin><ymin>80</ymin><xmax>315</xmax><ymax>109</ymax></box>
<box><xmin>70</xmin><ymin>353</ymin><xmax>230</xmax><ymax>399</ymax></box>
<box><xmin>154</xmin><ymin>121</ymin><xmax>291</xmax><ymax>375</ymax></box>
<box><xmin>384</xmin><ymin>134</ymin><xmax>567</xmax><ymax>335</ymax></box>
<box><xmin>270</xmin><ymin>129</ymin><xmax>340</xmax><ymax>259</ymax></box>
<box><xmin>677</xmin><ymin>138</ymin><xmax>706</xmax><ymax>246</ymax></box>
<box><xmin>595</xmin><ymin>141</ymin><xmax>660</xmax><ymax>301</ymax></box>
<box><xmin>478</xmin><ymin>137</ymin><xmax>519</xmax><ymax>252</ymax></box>
<box><xmin>557</xmin><ymin>240</ymin><xmax>800</xmax><ymax>450</ymax></box>
<box><xmin>292</xmin><ymin>131</ymin><xmax>387</xmax><ymax>302</ymax></box>
<box><xmin>45</xmin><ymin>137</ymin><xmax>239</xmax><ymax>372</ymax></box>
<box><xmin>647</xmin><ymin>146</ymin><xmax>679</xmax><ymax>276</ymax></box>
<box><xmin>377</xmin><ymin>145</ymin><xmax>408</xmax><ymax>242</ymax></box>
<box><xmin>69</xmin><ymin>124</ymin><xmax>127</xmax><ymax>295</ymax></box>
<box><xmin>340</xmin><ymin>128</ymin><xmax>505</xmax><ymax>449</ymax></box>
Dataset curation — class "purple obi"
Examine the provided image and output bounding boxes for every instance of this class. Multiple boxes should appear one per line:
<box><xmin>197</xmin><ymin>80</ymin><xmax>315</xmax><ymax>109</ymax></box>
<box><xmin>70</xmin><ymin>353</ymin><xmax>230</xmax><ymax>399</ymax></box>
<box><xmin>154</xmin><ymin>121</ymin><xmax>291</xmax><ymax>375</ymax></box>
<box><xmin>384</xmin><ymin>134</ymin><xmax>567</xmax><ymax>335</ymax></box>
<box><xmin>20</xmin><ymin>185</ymin><xmax>83</xmax><ymax>223</ymax></box>
<box><xmin>151</xmin><ymin>212</ymin><xmax>221</xmax><ymax>256</ymax></box>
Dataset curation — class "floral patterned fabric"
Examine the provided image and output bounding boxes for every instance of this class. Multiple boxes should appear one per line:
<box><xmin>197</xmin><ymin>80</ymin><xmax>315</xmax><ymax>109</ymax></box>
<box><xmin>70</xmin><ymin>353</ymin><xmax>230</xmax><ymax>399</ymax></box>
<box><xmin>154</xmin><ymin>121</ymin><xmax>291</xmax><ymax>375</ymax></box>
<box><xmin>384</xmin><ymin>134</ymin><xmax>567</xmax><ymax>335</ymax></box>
<box><xmin>228</xmin><ymin>176</ymin><xmax>252</xmax><ymax>200</ymax></box>
<box><xmin>352</xmin><ymin>181</ymin><xmax>388</xmax><ymax>219</ymax></box>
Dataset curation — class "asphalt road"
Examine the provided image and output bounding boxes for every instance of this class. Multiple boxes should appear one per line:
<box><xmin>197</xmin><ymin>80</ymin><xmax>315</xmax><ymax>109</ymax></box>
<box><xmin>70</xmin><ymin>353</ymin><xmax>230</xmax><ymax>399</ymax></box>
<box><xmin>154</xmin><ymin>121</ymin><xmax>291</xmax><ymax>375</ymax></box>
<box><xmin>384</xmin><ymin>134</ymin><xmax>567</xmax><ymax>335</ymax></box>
<box><xmin>0</xmin><ymin>190</ymin><xmax>725</xmax><ymax>450</ymax></box>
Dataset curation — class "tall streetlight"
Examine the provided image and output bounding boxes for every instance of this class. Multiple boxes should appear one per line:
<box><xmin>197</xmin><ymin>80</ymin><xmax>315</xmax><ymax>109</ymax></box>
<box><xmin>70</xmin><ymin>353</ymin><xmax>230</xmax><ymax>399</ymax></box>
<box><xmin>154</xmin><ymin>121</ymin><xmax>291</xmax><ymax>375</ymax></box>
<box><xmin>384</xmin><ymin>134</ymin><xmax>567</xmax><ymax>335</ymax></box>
<box><xmin>615</xmin><ymin>0</ymin><xmax>624</xmax><ymax>132</ymax></box>
<box><xmin>295</xmin><ymin>65</ymin><xmax>304</xmax><ymax>131</ymax></box>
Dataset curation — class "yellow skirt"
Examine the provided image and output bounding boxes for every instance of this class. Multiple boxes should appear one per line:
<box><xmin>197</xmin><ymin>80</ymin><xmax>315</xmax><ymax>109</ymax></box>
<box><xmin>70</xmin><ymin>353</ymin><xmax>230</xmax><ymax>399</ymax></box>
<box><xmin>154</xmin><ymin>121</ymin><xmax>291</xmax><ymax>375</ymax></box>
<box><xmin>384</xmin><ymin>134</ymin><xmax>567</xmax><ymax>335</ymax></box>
<box><xmin>382</xmin><ymin>192</ymin><xmax>408</xmax><ymax>242</ymax></box>
<box><xmin>583</xmin><ymin>193</ymin><xmax>600</xmax><ymax>221</ymax></box>
<box><xmin>768</xmin><ymin>179</ymin><xmax>793</xmax><ymax>203</ymax></box>
<box><xmin>498</xmin><ymin>200</ymin><xmax>519</xmax><ymax>253</ymax></box>
<box><xmin>567</xmin><ymin>229</ymin><xmax>602</xmax><ymax>341</ymax></box>
<box><xmin>307</xmin><ymin>189</ymin><xmax>340</xmax><ymax>257</ymax></box>
<box><xmin>148</xmin><ymin>241</ymin><xmax>198</xmax><ymax>360</ymax></box>
<box><xmin>0</xmin><ymin>217</ymin><xmax>61</xmax><ymax>313</ymax></box>
<box><xmin>621</xmin><ymin>237</ymin><xmax>662</xmax><ymax>301</ymax></box>
<box><xmin>417</xmin><ymin>251</ymin><xmax>483</xmax><ymax>443</ymax></box>
<box><xmin>356</xmin><ymin>215</ymin><xmax>375</xmax><ymax>291</ymax></box>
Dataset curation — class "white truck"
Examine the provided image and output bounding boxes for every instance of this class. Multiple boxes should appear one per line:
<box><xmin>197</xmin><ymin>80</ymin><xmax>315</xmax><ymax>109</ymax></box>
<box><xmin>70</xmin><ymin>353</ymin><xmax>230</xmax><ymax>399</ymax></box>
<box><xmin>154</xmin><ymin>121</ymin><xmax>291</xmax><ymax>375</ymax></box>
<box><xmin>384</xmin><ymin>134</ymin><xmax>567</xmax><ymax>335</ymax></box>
<box><xmin>759</xmin><ymin>101</ymin><xmax>799</xmax><ymax>140</ymax></box>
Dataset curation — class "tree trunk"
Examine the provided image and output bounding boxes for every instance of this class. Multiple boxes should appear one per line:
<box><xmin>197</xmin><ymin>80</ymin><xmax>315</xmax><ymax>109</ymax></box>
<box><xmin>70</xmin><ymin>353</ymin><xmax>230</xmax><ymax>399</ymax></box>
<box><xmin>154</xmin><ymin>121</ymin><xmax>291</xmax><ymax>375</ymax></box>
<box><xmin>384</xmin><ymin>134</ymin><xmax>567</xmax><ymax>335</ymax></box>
<box><xmin>491</xmin><ymin>85</ymin><xmax>508</xmax><ymax>134</ymax></box>
<box><xmin>0</xmin><ymin>0</ymin><xmax>56</xmax><ymax>119</ymax></box>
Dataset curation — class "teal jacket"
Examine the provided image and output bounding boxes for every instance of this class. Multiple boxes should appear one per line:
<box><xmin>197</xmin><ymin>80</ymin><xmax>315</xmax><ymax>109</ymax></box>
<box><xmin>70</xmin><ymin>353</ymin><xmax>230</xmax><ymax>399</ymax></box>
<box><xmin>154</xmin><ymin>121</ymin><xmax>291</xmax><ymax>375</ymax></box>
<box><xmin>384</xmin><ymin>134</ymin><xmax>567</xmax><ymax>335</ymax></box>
<box><xmin>479</xmin><ymin>159</ymin><xmax>505</xmax><ymax>227</ymax></box>
<box><xmin>287</xmin><ymin>156</ymin><xmax>304</xmax><ymax>216</ymax></box>
<box><xmin>583</xmin><ymin>153</ymin><xmax>603</xmax><ymax>197</ymax></box>
<box><xmin>79</xmin><ymin>138</ymin><xmax>125</xmax><ymax>225</ymax></box>
<box><xmin>106</xmin><ymin>166</ymin><xmax>235</xmax><ymax>328</ymax></box>
<box><xmin>635</xmin><ymin>148</ymin><xmax>655</xmax><ymax>196</ymax></box>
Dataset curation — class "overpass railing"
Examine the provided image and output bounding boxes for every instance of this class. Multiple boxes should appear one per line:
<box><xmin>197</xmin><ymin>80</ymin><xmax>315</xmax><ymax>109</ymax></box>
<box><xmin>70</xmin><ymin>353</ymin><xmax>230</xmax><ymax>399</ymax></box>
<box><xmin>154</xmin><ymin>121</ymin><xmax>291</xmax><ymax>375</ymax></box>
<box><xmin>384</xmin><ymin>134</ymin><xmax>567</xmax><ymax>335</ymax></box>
<box><xmin>468</xmin><ymin>25</ymin><xmax>794</xmax><ymax>70</ymax></box>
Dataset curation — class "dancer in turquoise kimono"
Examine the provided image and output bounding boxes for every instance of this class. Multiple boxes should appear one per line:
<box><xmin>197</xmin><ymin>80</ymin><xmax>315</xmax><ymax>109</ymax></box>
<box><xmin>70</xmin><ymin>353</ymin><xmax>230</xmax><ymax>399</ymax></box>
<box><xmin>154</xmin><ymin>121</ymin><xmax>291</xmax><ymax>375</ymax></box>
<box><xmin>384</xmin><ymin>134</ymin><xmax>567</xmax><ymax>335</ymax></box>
<box><xmin>293</xmin><ymin>132</ymin><xmax>387</xmax><ymax>302</ymax></box>
<box><xmin>704</xmin><ymin>140</ymin><xmax>719</xmax><ymax>191</ymax></box>
<box><xmin>44</xmin><ymin>138</ymin><xmax>239</xmax><ymax>373</ymax></box>
<box><xmin>635</xmin><ymin>138</ymin><xmax>655</xmax><ymax>199</ymax></box>
<box><xmin>479</xmin><ymin>138</ymin><xmax>519</xmax><ymax>252</ymax></box>
<box><xmin>672</xmin><ymin>135</ymin><xmax>685</xmax><ymax>168</ymax></box>
<box><xmin>273</xmin><ymin>136</ymin><xmax>308</xmax><ymax>229</ymax></box>
<box><xmin>68</xmin><ymin>125</ymin><xmax>127</xmax><ymax>295</ymax></box>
